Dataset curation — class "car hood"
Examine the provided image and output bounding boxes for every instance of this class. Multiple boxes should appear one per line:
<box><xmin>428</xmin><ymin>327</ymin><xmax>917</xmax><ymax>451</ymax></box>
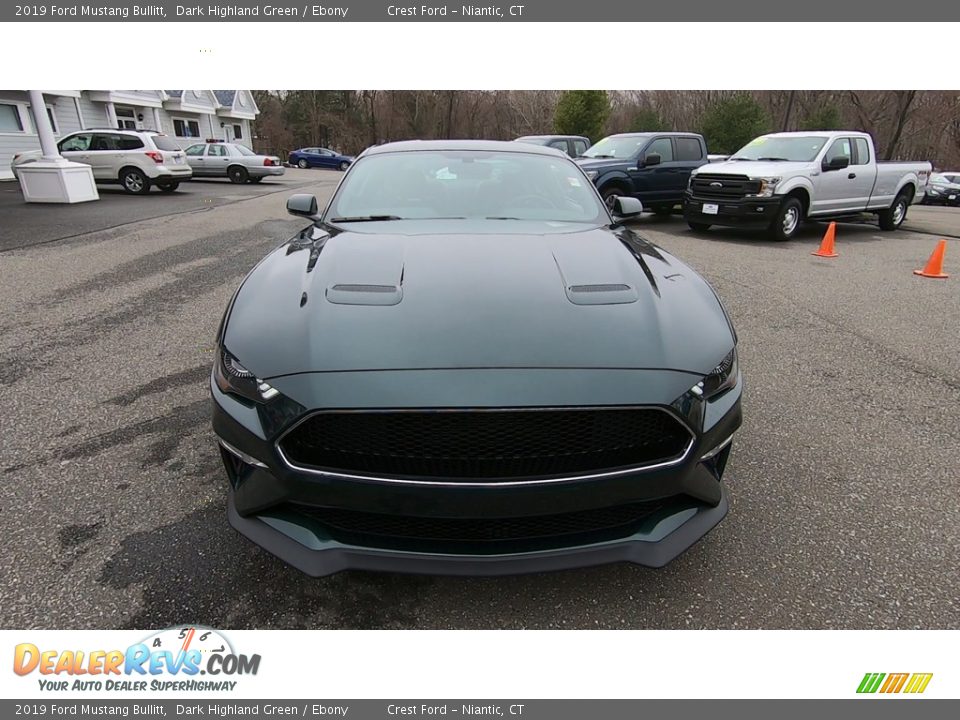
<box><xmin>930</xmin><ymin>182</ymin><xmax>960</xmax><ymax>191</ymax></box>
<box><xmin>694</xmin><ymin>159</ymin><xmax>811</xmax><ymax>177</ymax></box>
<box><xmin>224</xmin><ymin>223</ymin><xmax>735</xmax><ymax>379</ymax></box>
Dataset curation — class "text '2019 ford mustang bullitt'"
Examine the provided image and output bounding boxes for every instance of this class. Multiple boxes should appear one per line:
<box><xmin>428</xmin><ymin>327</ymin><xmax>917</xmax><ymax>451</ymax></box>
<box><xmin>211</xmin><ymin>140</ymin><xmax>742</xmax><ymax>577</ymax></box>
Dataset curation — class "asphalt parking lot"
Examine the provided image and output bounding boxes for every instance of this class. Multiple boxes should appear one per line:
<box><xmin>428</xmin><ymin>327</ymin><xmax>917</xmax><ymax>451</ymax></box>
<box><xmin>1</xmin><ymin>171</ymin><xmax>958</xmax><ymax>629</ymax></box>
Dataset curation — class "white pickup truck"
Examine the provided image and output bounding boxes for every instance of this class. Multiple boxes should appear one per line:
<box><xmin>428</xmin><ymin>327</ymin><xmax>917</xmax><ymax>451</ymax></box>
<box><xmin>683</xmin><ymin>131</ymin><xmax>931</xmax><ymax>240</ymax></box>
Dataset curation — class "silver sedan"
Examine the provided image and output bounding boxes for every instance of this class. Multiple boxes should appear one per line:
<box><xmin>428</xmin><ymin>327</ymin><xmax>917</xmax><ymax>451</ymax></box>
<box><xmin>182</xmin><ymin>142</ymin><xmax>285</xmax><ymax>183</ymax></box>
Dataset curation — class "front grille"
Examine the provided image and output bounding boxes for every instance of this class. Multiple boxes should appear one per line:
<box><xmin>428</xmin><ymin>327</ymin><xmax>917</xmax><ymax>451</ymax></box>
<box><xmin>690</xmin><ymin>173</ymin><xmax>760</xmax><ymax>200</ymax></box>
<box><xmin>279</xmin><ymin>408</ymin><xmax>692</xmax><ymax>482</ymax></box>
<box><xmin>289</xmin><ymin>499</ymin><xmax>671</xmax><ymax>551</ymax></box>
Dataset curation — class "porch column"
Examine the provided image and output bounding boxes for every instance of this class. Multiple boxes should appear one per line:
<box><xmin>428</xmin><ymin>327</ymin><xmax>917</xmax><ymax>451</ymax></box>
<box><xmin>152</xmin><ymin>107</ymin><xmax>162</xmax><ymax>132</ymax></box>
<box><xmin>30</xmin><ymin>90</ymin><xmax>60</xmax><ymax>161</ymax></box>
<box><xmin>105</xmin><ymin>101</ymin><xmax>118</xmax><ymax>129</ymax></box>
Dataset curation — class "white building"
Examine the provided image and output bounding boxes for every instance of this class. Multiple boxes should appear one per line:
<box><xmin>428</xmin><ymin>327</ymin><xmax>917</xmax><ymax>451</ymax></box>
<box><xmin>0</xmin><ymin>90</ymin><xmax>260</xmax><ymax>180</ymax></box>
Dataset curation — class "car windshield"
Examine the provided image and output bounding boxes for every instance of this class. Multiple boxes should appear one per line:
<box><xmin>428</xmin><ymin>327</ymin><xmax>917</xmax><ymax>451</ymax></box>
<box><xmin>324</xmin><ymin>150</ymin><xmax>607</xmax><ymax>224</ymax></box>
<box><xmin>731</xmin><ymin>136</ymin><xmax>829</xmax><ymax>162</ymax></box>
<box><xmin>233</xmin><ymin>145</ymin><xmax>255</xmax><ymax>156</ymax></box>
<box><xmin>152</xmin><ymin>135</ymin><xmax>182</xmax><ymax>151</ymax></box>
<box><xmin>941</xmin><ymin>174</ymin><xmax>960</xmax><ymax>184</ymax></box>
<box><xmin>581</xmin><ymin>135</ymin><xmax>650</xmax><ymax>159</ymax></box>
<box><xmin>515</xmin><ymin>136</ymin><xmax>548</xmax><ymax>145</ymax></box>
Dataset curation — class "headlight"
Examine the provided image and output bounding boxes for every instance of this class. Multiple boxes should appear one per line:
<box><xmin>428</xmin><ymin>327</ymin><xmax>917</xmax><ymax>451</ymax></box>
<box><xmin>694</xmin><ymin>348</ymin><xmax>738</xmax><ymax>399</ymax></box>
<box><xmin>746</xmin><ymin>177</ymin><xmax>781</xmax><ymax>198</ymax></box>
<box><xmin>584</xmin><ymin>170</ymin><xmax>598</xmax><ymax>181</ymax></box>
<box><xmin>929</xmin><ymin>187</ymin><xmax>942</xmax><ymax>195</ymax></box>
<box><xmin>214</xmin><ymin>347</ymin><xmax>279</xmax><ymax>404</ymax></box>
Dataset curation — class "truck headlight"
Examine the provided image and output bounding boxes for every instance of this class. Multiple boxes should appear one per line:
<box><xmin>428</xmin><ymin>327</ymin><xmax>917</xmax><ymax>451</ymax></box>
<box><xmin>747</xmin><ymin>177</ymin><xmax>781</xmax><ymax>198</ymax></box>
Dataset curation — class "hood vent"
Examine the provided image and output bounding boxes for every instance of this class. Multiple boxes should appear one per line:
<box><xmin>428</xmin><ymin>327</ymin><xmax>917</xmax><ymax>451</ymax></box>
<box><xmin>565</xmin><ymin>283</ymin><xmax>638</xmax><ymax>305</ymax></box>
<box><xmin>326</xmin><ymin>284</ymin><xmax>402</xmax><ymax>306</ymax></box>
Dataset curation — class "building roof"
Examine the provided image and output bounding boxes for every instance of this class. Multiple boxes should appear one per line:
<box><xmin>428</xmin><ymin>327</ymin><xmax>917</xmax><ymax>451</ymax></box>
<box><xmin>214</xmin><ymin>90</ymin><xmax>237</xmax><ymax>106</ymax></box>
<box><xmin>165</xmin><ymin>90</ymin><xmax>183</xmax><ymax>98</ymax></box>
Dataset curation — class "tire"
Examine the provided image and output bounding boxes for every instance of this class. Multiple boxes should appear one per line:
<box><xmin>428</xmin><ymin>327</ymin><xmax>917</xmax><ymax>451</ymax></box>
<box><xmin>248</xmin><ymin>176</ymin><xmax>263</xmax><ymax>184</ymax></box>
<box><xmin>687</xmin><ymin>221</ymin><xmax>712</xmax><ymax>233</ymax></box>
<box><xmin>338</xmin><ymin>161</ymin><xmax>350</xmax><ymax>171</ymax></box>
<box><xmin>297</xmin><ymin>159</ymin><xmax>309</xmax><ymax>169</ymax></box>
<box><xmin>600</xmin><ymin>186</ymin><xmax>626</xmax><ymax>210</ymax></box>
<box><xmin>120</xmin><ymin>168</ymin><xmax>150</xmax><ymax>195</ymax></box>
<box><xmin>878</xmin><ymin>190</ymin><xmax>910</xmax><ymax>231</ymax></box>
<box><xmin>653</xmin><ymin>205</ymin><xmax>674</xmax><ymax>216</ymax></box>
<box><xmin>157</xmin><ymin>181</ymin><xmax>179</xmax><ymax>193</ymax></box>
<box><xmin>768</xmin><ymin>196</ymin><xmax>804</xmax><ymax>241</ymax></box>
<box><xmin>228</xmin><ymin>166</ymin><xmax>249</xmax><ymax>184</ymax></box>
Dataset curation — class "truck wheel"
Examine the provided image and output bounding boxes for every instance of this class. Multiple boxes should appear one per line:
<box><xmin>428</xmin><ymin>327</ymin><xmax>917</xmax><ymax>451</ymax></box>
<box><xmin>687</xmin><ymin>221</ymin><xmax>711</xmax><ymax>233</ymax></box>
<box><xmin>878</xmin><ymin>190</ymin><xmax>910</xmax><ymax>231</ymax></box>
<box><xmin>653</xmin><ymin>205</ymin><xmax>674</xmax><ymax>216</ymax></box>
<box><xmin>601</xmin><ymin>186</ymin><xmax>626</xmax><ymax>210</ymax></box>
<box><xmin>769</xmin><ymin>197</ymin><xmax>803</xmax><ymax>241</ymax></box>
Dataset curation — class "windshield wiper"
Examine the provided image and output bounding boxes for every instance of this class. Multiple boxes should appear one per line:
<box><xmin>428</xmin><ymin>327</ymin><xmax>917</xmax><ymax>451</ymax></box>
<box><xmin>329</xmin><ymin>215</ymin><xmax>405</xmax><ymax>222</ymax></box>
<box><xmin>585</xmin><ymin>154</ymin><xmax>614</xmax><ymax>159</ymax></box>
<box><xmin>756</xmin><ymin>157</ymin><xmax>789</xmax><ymax>161</ymax></box>
<box><xmin>729</xmin><ymin>157</ymin><xmax>752</xmax><ymax>161</ymax></box>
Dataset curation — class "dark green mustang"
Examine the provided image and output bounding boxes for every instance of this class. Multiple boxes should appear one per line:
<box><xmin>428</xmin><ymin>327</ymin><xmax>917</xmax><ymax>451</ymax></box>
<box><xmin>212</xmin><ymin>140</ymin><xmax>741</xmax><ymax>577</ymax></box>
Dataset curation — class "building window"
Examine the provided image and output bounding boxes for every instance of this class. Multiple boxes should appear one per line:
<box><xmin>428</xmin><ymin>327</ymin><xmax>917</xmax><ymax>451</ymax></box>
<box><xmin>233</xmin><ymin>124</ymin><xmax>242</xmax><ymax>140</ymax></box>
<box><xmin>116</xmin><ymin>107</ymin><xmax>138</xmax><ymax>130</ymax></box>
<box><xmin>0</xmin><ymin>102</ymin><xmax>25</xmax><ymax>133</ymax></box>
<box><xmin>25</xmin><ymin>104</ymin><xmax>59</xmax><ymax>134</ymax></box>
<box><xmin>173</xmin><ymin>118</ymin><xmax>201</xmax><ymax>138</ymax></box>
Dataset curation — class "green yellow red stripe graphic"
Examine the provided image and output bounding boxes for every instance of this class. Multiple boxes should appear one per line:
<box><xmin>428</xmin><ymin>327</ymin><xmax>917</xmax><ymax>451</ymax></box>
<box><xmin>857</xmin><ymin>672</ymin><xmax>933</xmax><ymax>694</ymax></box>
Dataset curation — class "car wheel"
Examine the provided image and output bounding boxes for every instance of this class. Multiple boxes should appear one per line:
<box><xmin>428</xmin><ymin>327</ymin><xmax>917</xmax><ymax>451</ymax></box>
<box><xmin>338</xmin><ymin>161</ymin><xmax>350</xmax><ymax>171</ymax></box>
<box><xmin>249</xmin><ymin>177</ymin><xmax>263</xmax><ymax>184</ymax></box>
<box><xmin>653</xmin><ymin>205</ymin><xmax>674</xmax><ymax>216</ymax></box>
<box><xmin>297</xmin><ymin>159</ymin><xmax>309</xmax><ymax>169</ymax></box>
<box><xmin>878</xmin><ymin>190</ymin><xmax>910</xmax><ymax>231</ymax></box>
<box><xmin>228</xmin><ymin>166</ymin><xmax>249</xmax><ymax>184</ymax></box>
<box><xmin>769</xmin><ymin>196</ymin><xmax>803</xmax><ymax>241</ymax></box>
<box><xmin>120</xmin><ymin>168</ymin><xmax>150</xmax><ymax>195</ymax></box>
<box><xmin>157</xmin><ymin>181</ymin><xmax>179</xmax><ymax>193</ymax></box>
<box><xmin>687</xmin><ymin>221</ymin><xmax>711</xmax><ymax>233</ymax></box>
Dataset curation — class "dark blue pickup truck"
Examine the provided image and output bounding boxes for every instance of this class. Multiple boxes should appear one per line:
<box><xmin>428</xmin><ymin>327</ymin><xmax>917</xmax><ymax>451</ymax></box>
<box><xmin>576</xmin><ymin>132</ymin><xmax>709</xmax><ymax>214</ymax></box>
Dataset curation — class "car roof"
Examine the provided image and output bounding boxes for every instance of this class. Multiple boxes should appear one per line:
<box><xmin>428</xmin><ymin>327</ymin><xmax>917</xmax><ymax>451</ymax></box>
<box><xmin>363</xmin><ymin>139</ymin><xmax>566</xmax><ymax>157</ymax></box>
<box><xmin>516</xmin><ymin>135</ymin><xmax>587</xmax><ymax>140</ymax></box>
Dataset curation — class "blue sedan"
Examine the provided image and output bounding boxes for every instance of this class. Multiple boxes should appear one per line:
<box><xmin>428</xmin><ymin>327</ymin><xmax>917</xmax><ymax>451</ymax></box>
<box><xmin>288</xmin><ymin>147</ymin><xmax>354</xmax><ymax>171</ymax></box>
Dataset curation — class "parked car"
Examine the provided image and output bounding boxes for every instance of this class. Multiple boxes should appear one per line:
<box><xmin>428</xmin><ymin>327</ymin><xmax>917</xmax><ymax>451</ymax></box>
<box><xmin>288</xmin><ymin>147</ymin><xmax>354</xmax><ymax>170</ymax></box>
<box><xmin>683</xmin><ymin>131</ymin><xmax>932</xmax><ymax>240</ymax></box>
<box><xmin>183</xmin><ymin>141</ymin><xmax>284</xmax><ymax>183</ymax></box>
<box><xmin>514</xmin><ymin>134</ymin><xmax>590</xmax><ymax>158</ymax></box>
<box><xmin>922</xmin><ymin>172</ymin><xmax>960</xmax><ymax>206</ymax></box>
<box><xmin>212</xmin><ymin>140</ymin><xmax>741</xmax><ymax>578</ymax></box>
<box><xmin>576</xmin><ymin>132</ymin><xmax>709</xmax><ymax>215</ymax></box>
<box><xmin>12</xmin><ymin>128</ymin><xmax>191</xmax><ymax>194</ymax></box>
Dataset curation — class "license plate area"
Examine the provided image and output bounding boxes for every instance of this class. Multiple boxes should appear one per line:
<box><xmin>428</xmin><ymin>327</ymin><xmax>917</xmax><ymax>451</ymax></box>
<box><xmin>702</xmin><ymin>203</ymin><xmax>719</xmax><ymax>215</ymax></box>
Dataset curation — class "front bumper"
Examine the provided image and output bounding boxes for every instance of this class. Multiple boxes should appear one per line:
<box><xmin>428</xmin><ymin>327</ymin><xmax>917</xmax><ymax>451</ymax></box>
<box><xmin>212</xmin><ymin>370</ymin><xmax>742</xmax><ymax>577</ymax></box>
<box><xmin>683</xmin><ymin>192</ymin><xmax>780</xmax><ymax>227</ymax></box>
<box><xmin>924</xmin><ymin>192</ymin><xmax>960</xmax><ymax>206</ymax></box>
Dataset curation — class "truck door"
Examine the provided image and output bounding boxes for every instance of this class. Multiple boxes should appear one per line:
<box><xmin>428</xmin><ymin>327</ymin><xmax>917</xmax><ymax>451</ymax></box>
<box><xmin>626</xmin><ymin>136</ymin><xmax>676</xmax><ymax>204</ymax></box>
<box><xmin>812</xmin><ymin>137</ymin><xmax>872</xmax><ymax>214</ymax></box>
<box><xmin>674</xmin><ymin>136</ymin><xmax>706</xmax><ymax>193</ymax></box>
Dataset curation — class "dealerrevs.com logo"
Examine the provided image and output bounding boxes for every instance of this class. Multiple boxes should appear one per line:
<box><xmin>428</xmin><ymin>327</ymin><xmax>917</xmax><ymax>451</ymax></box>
<box><xmin>857</xmin><ymin>673</ymin><xmax>933</xmax><ymax>695</ymax></box>
<box><xmin>13</xmin><ymin>627</ymin><xmax>261</xmax><ymax>692</ymax></box>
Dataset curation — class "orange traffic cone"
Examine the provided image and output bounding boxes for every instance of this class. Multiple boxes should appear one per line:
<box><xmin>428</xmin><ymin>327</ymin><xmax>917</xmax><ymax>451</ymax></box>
<box><xmin>913</xmin><ymin>240</ymin><xmax>949</xmax><ymax>279</ymax></box>
<box><xmin>812</xmin><ymin>222</ymin><xmax>838</xmax><ymax>258</ymax></box>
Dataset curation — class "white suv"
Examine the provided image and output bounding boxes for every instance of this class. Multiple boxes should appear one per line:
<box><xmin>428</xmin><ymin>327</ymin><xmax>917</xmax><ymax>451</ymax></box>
<box><xmin>12</xmin><ymin>129</ymin><xmax>192</xmax><ymax>194</ymax></box>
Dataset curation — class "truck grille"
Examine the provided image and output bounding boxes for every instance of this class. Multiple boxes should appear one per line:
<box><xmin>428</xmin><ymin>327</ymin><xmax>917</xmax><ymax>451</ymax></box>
<box><xmin>690</xmin><ymin>173</ymin><xmax>760</xmax><ymax>200</ymax></box>
<box><xmin>289</xmin><ymin>499</ymin><xmax>671</xmax><ymax>550</ymax></box>
<box><xmin>278</xmin><ymin>408</ymin><xmax>692</xmax><ymax>482</ymax></box>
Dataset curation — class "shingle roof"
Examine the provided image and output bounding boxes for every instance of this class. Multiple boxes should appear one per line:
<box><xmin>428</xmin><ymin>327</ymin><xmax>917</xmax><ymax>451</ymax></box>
<box><xmin>165</xmin><ymin>90</ymin><xmax>183</xmax><ymax>98</ymax></box>
<box><xmin>214</xmin><ymin>91</ymin><xmax>237</xmax><ymax>107</ymax></box>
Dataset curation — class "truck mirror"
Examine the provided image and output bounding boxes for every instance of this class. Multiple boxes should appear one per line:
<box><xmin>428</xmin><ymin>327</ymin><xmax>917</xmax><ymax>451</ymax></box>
<box><xmin>643</xmin><ymin>153</ymin><xmax>662</xmax><ymax>167</ymax></box>
<box><xmin>823</xmin><ymin>156</ymin><xmax>850</xmax><ymax>171</ymax></box>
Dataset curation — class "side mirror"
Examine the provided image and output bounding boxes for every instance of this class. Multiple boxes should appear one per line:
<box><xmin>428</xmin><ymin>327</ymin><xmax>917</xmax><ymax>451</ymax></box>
<box><xmin>611</xmin><ymin>196</ymin><xmax>644</xmax><ymax>218</ymax></box>
<box><xmin>643</xmin><ymin>153</ymin><xmax>662</xmax><ymax>167</ymax></box>
<box><xmin>822</xmin><ymin>156</ymin><xmax>850</xmax><ymax>171</ymax></box>
<box><xmin>287</xmin><ymin>193</ymin><xmax>318</xmax><ymax>217</ymax></box>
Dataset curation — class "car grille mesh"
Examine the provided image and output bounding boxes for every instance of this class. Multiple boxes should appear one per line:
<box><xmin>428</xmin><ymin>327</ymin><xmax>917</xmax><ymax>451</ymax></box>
<box><xmin>279</xmin><ymin>408</ymin><xmax>691</xmax><ymax>481</ymax></box>
<box><xmin>290</xmin><ymin>499</ymin><xmax>670</xmax><ymax>548</ymax></box>
<box><xmin>690</xmin><ymin>173</ymin><xmax>761</xmax><ymax>200</ymax></box>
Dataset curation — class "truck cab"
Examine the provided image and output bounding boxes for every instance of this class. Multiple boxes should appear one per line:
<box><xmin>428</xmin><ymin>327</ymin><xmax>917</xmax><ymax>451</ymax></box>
<box><xmin>577</xmin><ymin>132</ymin><xmax>709</xmax><ymax>214</ymax></box>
